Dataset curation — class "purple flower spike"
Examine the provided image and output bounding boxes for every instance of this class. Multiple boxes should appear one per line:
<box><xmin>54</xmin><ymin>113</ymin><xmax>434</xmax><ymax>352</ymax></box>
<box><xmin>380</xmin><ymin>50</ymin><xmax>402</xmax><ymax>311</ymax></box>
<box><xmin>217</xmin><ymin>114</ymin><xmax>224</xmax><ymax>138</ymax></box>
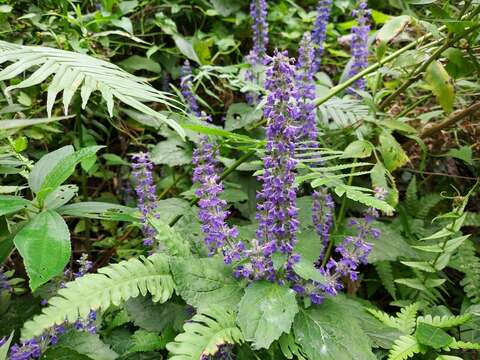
<box><xmin>192</xmin><ymin>138</ymin><xmax>238</xmax><ymax>255</ymax></box>
<box><xmin>348</xmin><ymin>0</ymin><xmax>371</xmax><ymax>91</ymax></box>
<box><xmin>296</xmin><ymin>33</ymin><xmax>318</xmax><ymax>143</ymax></box>
<box><xmin>311</xmin><ymin>0</ymin><xmax>332</xmax><ymax>72</ymax></box>
<box><xmin>248</xmin><ymin>0</ymin><xmax>268</xmax><ymax>66</ymax></box>
<box><xmin>312</xmin><ymin>189</ymin><xmax>334</xmax><ymax>262</ymax></box>
<box><xmin>132</xmin><ymin>152</ymin><xmax>160</xmax><ymax>247</ymax></box>
<box><xmin>0</xmin><ymin>269</ymin><xmax>11</xmax><ymax>293</ymax></box>
<box><xmin>181</xmin><ymin>60</ymin><xmax>212</xmax><ymax>122</ymax></box>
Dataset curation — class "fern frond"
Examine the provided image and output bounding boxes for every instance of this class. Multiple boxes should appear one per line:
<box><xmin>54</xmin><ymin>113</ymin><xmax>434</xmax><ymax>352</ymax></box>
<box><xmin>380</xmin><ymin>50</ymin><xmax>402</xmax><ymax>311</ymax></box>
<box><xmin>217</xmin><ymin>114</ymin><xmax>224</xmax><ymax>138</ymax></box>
<box><xmin>0</xmin><ymin>41</ymin><xmax>184</xmax><ymax>137</ymax></box>
<box><xmin>417</xmin><ymin>314</ymin><xmax>472</xmax><ymax>328</ymax></box>
<box><xmin>442</xmin><ymin>339</ymin><xmax>480</xmax><ymax>351</ymax></box>
<box><xmin>396</xmin><ymin>303</ymin><xmax>420</xmax><ymax>335</ymax></box>
<box><xmin>463</xmin><ymin>211</ymin><xmax>480</xmax><ymax>227</ymax></box>
<box><xmin>416</xmin><ymin>193</ymin><xmax>443</xmax><ymax>220</ymax></box>
<box><xmin>375</xmin><ymin>261</ymin><xmax>397</xmax><ymax>299</ymax></box>
<box><xmin>166</xmin><ymin>306</ymin><xmax>244</xmax><ymax>359</ymax></box>
<box><xmin>450</xmin><ymin>240</ymin><xmax>480</xmax><ymax>303</ymax></box>
<box><xmin>21</xmin><ymin>254</ymin><xmax>174</xmax><ymax>339</ymax></box>
<box><xmin>318</xmin><ymin>96</ymin><xmax>369</xmax><ymax>135</ymax></box>
<box><xmin>366</xmin><ymin>308</ymin><xmax>400</xmax><ymax>330</ymax></box>
<box><xmin>388</xmin><ymin>335</ymin><xmax>421</xmax><ymax>360</ymax></box>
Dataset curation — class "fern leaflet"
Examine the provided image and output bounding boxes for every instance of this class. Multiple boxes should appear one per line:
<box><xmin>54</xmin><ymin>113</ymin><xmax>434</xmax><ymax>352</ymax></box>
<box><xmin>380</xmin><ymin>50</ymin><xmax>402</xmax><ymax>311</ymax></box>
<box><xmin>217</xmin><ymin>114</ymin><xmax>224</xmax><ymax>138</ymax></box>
<box><xmin>166</xmin><ymin>306</ymin><xmax>244</xmax><ymax>359</ymax></box>
<box><xmin>388</xmin><ymin>335</ymin><xmax>421</xmax><ymax>360</ymax></box>
<box><xmin>417</xmin><ymin>314</ymin><xmax>472</xmax><ymax>328</ymax></box>
<box><xmin>21</xmin><ymin>254</ymin><xmax>174</xmax><ymax>339</ymax></box>
<box><xmin>0</xmin><ymin>41</ymin><xmax>184</xmax><ymax>137</ymax></box>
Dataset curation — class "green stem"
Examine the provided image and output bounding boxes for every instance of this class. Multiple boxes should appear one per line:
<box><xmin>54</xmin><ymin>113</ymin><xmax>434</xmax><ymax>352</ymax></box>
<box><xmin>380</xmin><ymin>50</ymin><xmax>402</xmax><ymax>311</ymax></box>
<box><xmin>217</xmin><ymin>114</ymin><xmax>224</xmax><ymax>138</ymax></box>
<box><xmin>322</xmin><ymin>159</ymin><xmax>357</xmax><ymax>267</ymax></box>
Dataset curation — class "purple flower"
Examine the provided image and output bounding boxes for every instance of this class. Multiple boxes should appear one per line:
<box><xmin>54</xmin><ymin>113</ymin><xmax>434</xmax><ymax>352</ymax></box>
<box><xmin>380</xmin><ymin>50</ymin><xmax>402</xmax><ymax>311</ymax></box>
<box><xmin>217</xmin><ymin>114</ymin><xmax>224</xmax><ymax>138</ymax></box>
<box><xmin>73</xmin><ymin>253</ymin><xmax>93</xmax><ymax>279</ymax></box>
<box><xmin>192</xmin><ymin>138</ymin><xmax>238</xmax><ymax>255</ymax></box>
<box><xmin>248</xmin><ymin>0</ymin><xmax>268</xmax><ymax>66</ymax></box>
<box><xmin>311</xmin><ymin>0</ymin><xmax>332</xmax><ymax>72</ymax></box>
<box><xmin>0</xmin><ymin>269</ymin><xmax>11</xmax><ymax>293</ymax></box>
<box><xmin>348</xmin><ymin>0</ymin><xmax>371</xmax><ymax>91</ymax></box>
<box><xmin>235</xmin><ymin>50</ymin><xmax>301</xmax><ymax>281</ymax></box>
<box><xmin>132</xmin><ymin>152</ymin><xmax>160</xmax><ymax>247</ymax></box>
<box><xmin>245</xmin><ymin>0</ymin><xmax>269</xmax><ymax>104</ymax></box>
<box><xmin>180</xmin><ymin>60</ymin><xmax>212</xmax><ymax>122</ymax></box>
<box><xmin>312</xmin><ymin>189</ymin><xmax>334</xmax><ymax>262</ymax></box>
<box><xmin>9</xmin><ymin>340</ymin><xmax>42</xmax><ymax>360</ymax></box>
<box><xmin>296</xmin><ymin>33</ymin><xmax>318</xmax><ymax>143</ymax></box>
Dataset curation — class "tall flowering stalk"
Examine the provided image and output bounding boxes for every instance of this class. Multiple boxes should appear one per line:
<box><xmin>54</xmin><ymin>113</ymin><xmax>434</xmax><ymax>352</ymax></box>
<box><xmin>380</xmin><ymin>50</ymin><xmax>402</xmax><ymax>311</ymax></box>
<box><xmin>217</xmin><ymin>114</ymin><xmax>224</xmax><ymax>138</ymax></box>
<box><xmin>296</xmin><ymin>33</ymin><xmax>317</xmax><ymax>143</ymax></box>
<box><xmin>348</xmin><ymin>0</ymin><xmax>371</xmax><ymax>91</ymax></box>
<box><xmin>234</xmin><ymin>50</ymin><xmax>300</xmax><ymax>281</ymax></box>
<box><xmin>245</xmin><ymin>0</ymin><xmax>268</xmax><ymax>104</ymax></box>
<box><xmin>131</xmin><ymin>152</ymin><xmax>160</xmax><ymax>247</ymax></box>
<box><xmin>311</xmin><ymin>0</ymin><xmax>332</xmax><ymax>72</ymax></box>
<box><xmin>192</xmin><ymin>138</ymin><xmax>238</xmax><ymax>255</ymax></box>
<box><xmin>180</xmin><ymin>60</ymin><xmax>212</xmax><ymax>122</ymax></box>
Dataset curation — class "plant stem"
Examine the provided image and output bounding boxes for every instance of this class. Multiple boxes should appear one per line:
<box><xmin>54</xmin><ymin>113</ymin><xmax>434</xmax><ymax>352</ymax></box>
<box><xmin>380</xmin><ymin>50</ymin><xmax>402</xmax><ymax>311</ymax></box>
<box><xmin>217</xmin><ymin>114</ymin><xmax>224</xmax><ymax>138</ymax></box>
<box><xmin>321</xmin><ymin>159</ymin><xmax>357</xmax><ymax>267</ymax></box>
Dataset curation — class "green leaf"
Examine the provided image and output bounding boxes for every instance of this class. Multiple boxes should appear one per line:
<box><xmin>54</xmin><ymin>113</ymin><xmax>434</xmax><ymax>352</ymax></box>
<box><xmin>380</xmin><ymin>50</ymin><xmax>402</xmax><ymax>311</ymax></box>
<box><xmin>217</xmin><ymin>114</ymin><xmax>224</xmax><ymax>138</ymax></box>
<box><xmin>171</xmin><ymin>256</ymin><xmax>244</xmax><ymax>311</ymax></box>
<box><xmin>225</xmin><ymin>103</ymin><xmax>262</xmax><ymax>131</ymax></box>
<box><xmin>237</xmin><ymin>281</ymin><xmax>298</xmax><ymax>349</ymax></box>
<box><xmin>37</xmin><ymin>146</ymin><xmax>104</xmax><ymax>201</ymax></box>
<box><xmin>376</xmin><ymin>15</ymin><xmax>411</xmax><ymax>44</ymax></box>
<box><xmin>167</xmin><ymin>306</ymin><xmax>243</xmax><ymax>359</ymax></box>
<box><xmin>42</xmin><ymin>347</ymin><xmax>92</xmax><ymax>359</ymax></box>
<box><xmin>173</xmin><ymin>35</ymin><xmax>200</xmax><ymax>64</ymax></box>
<box><xmin>417</xmin><ymin>314</ymin><xmax>472</xmax><ymax>328</ymax></box>
<box><xmin>118</xmin><ymin>55</ymin><xmax>161</xmax><ymax>73</ymax></box>
<box><xmin>13</xmin><ymin>210</ymin><xmax>71</xmax><ymax>291</ymax></box>
<box><xmin>22</xmin><ymin>254</ymin><xmax>174</xmax><ymax>339</ymax></box>
<box><xmin>57</xmin><ymin>202</ymin><xmax>137</xmax><ymax>221</ymax></box>
<box><xmin>293</xmin><ymin>298</ymin><xmax>376</xmax><ymax>360</ymax></box>
<box><xmin>425</xmin><ymin>60</ymin><xmax>455</xmax><ymax>114</ymax></box>
<box><xmin>209</xmin><ymin>0</ymin><xmax>242</xmax><ymax>16</ymax></box>
<box><xmin>0</xmin><ymin>331</ymin><xmax>14</xmax><ymax>360</ymax></box>
<box><xmin>416</xmin><ymin>322</ymin><xmax>453</xmax><ymax>349</ymax></box>
<box><xmin>56</xmin><ymin>332</ymin><xmax>118</xmax><ymax>360</ymax></box>
<box><xmin>388</xmin><ymin>335</ymin><xmax>421</xmax><ymax>360</ymax></box>
<box><xmin>43</xmin><ymin>185</ymin><xmax>78</xmax><ymax>210</ymax></box>
<box><xmin>29</xmin><ymin>145</ymin><xmax>74</xmax><ymax>193</ymax></box>
<box><xmin>128</xmin><ymin>329</ymin><xmax>167</xmax><ymax>353</ymax></box>
<box><xmin>0</xmin><ymin>195</ymin><xmax>31</xmax><ymax>216</ymax></box>
<box><xmin>150</xmin><ymin>138</ymin><xmax>192</xmax><ymax>167</ymax></box>
<box><xmin>446</xmin><ymin>146</ymin><xmax>473</xmax><ymax>165</ymax></box>
<box><xmin>125</xmin><ymin>296</ymin><xmax>189</xmax><ymax>332</ymax></box>
<box><xmin>342</xmin><ymin>140</ymin><xmax>374</xmax><ymax>158</ymax></box>
<box><xmin>379</xmin><ymin>130</ymin><xmax>409</xmax><ymax>172</ymax></box>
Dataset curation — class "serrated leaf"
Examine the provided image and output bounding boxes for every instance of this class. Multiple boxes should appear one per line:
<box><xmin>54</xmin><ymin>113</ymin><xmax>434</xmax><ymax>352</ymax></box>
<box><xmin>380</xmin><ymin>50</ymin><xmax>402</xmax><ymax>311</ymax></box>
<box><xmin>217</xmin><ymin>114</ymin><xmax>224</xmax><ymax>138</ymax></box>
<box><xmin>13</xmin><ymin>210</ymin><xmax>71</xmax><ymax>291</ymax></box>
<box><xmin>388</xmin><ymin>335</ymin><xmax>421</xmax><ymax>360</ymax></box>
<box><xmin>342</xmin><ymin>140</ymin><xmax>374</xmax><ymax>158</ymax></box>
<box><xmin>171</xmin><ymin>256</ymin><xmax>244</xmax><ymax>311</ymax></box>
<box><xmin>237</xmin><ymin>281</ymin><xmax>298</xmax><ymax>349</ymax></box>
<box><xmin>29</xmin><ymin>146</ymin><xmax>74</xmax><ymax>193</ymax></box>
<box><xmin>425</xmin><ymin>60</ymin><xmax>455</xmax><ymax>114</ymax></box>
<box><xmin>56</xmin><ymin>332</ymin><xmax>118</xmax><ymax>360</ymax></box>
<box><xmin>293</xmin><ymin>299</ymin><xmax>376</xmax><ymax>360</ymax></box>
<box><xmin>379</xmin><ymin>130</ymin><xmax>409</xmax><ymax>172</ymax></box>
<box><xmin>150</xmin><ymin>138</ymin><xmax>192</xmax><ymax>167</ymax></box>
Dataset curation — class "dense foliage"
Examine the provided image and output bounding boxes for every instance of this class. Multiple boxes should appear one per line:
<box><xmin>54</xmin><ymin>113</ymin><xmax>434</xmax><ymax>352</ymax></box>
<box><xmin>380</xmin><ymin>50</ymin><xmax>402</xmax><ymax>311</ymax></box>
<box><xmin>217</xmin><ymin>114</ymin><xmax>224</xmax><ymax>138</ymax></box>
<box><xmin>1</xmin><ymin>0</ymin><xmax>480</xmax><ymax>359</ymax></box>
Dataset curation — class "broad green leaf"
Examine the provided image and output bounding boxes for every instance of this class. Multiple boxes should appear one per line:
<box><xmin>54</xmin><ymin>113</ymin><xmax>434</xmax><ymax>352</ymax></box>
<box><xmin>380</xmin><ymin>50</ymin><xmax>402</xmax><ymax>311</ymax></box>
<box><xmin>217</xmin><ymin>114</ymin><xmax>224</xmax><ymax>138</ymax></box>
<box><xmin>400</xmin><ymin>261</ymin><xmax>435</xmax><ymax>272</ymax></box>
<box><xmin>150</xmin><ymin>138</ymin><xmax>192</xmax><ymax>167</ymax></box>
<box><xmin>28</xmin><ymin>145</ymin><xmax>74</xmax><ymax>193</ymax></box>
<box><xmin>342</xmin><ymin>140</ymin><xmax>374</xmax><ymax>158</ymax></box>
<box><xmin>425</xmin><ymin>61</ymin><xmax>455</xmax><ymax>114</ymax></box>
<box><xmin>446</xmin><ymin>146</ymin><xmax>473</xmax><ymax>165</ymax></box>
<box><xmin>57</xmin><ymin>202</ymin><xmax>137</xmax><ymax>221</ymax></box>
<box><xmin>37</xmin><ymin>146</ymin><xmax>104</xmax><ymax>201</ymax></box>
<box><xmin>42</xmin><ymin>347</ymin><xmax>92</xmax><ymax>359</ymax></box>
<box><xmin>293</xmin><ymin>298</ymin><xmax>376</xmax><ymax>360</ymax></box>
<box><xmin>379</xmin><ymin>130</ymin><xmax>409</xmax><ymax>172</ymax></box>
<box><xmin>237</xmin><ymin>281</ymin><xmax>298</xmax><ymax>349</ymax></box>
<box><xmin>382</xmin><ymin>119</ymin><xmax>416</xmax><ymax>134</ymax></box>
<box><xmin>56</xmin><ymin>332</ymin><xmax>118</xmax><ymax>360</ymax></box>
<box><xmin>171</xmin><ymin>256</ymin><xmax>244</xmax><ymax>310</ymax></box>
<box><xmin>125</xmin><ymin>296</ymin><xmax>189</xmax><ymax>332</ymax></box>
<box><xmin>13</xmin><ymin>210</ymin><xmax>71</xmax><ymax>291</ymax></box>
<box><xmin>293</xmin><ymin>259</ymin><xmax>327</xmax><ymax>283</ymax></box>
<box><xmin>376</xmin><ymin>15</ymin><xmax>411</xmax><ymax>44</ymax></box>
<box><xmin>0</xmin><ymin>195</ymin><xmax>31</xmax><ymax>216</ymax></box>
<box><xmin>118</xmin><ymin>55</ymin><xmax>161</xmax><ymax>73</ymax></box>
<box><xmin>43</xmin><ymin>185</ymin><xmax>78</xmax><ymax>210</ymax></box>
<box><xmin>173</xmin><ymin>35</ymin><xmax>200</xmax><ymax>64</ymax></box>
<box><xmin>416</xmin><ymin>322</ymin><xmax>453</xmax><ymax>349</ymax></box>
<box><xmin>225</xmin><ymin>103</ymin><xmax>262</xmax><ymax>131</ymax></box>
<box><xmin>127</xmin><ymin>329</ymin><xmax>167</xmax><ymax>353</ymax></box>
